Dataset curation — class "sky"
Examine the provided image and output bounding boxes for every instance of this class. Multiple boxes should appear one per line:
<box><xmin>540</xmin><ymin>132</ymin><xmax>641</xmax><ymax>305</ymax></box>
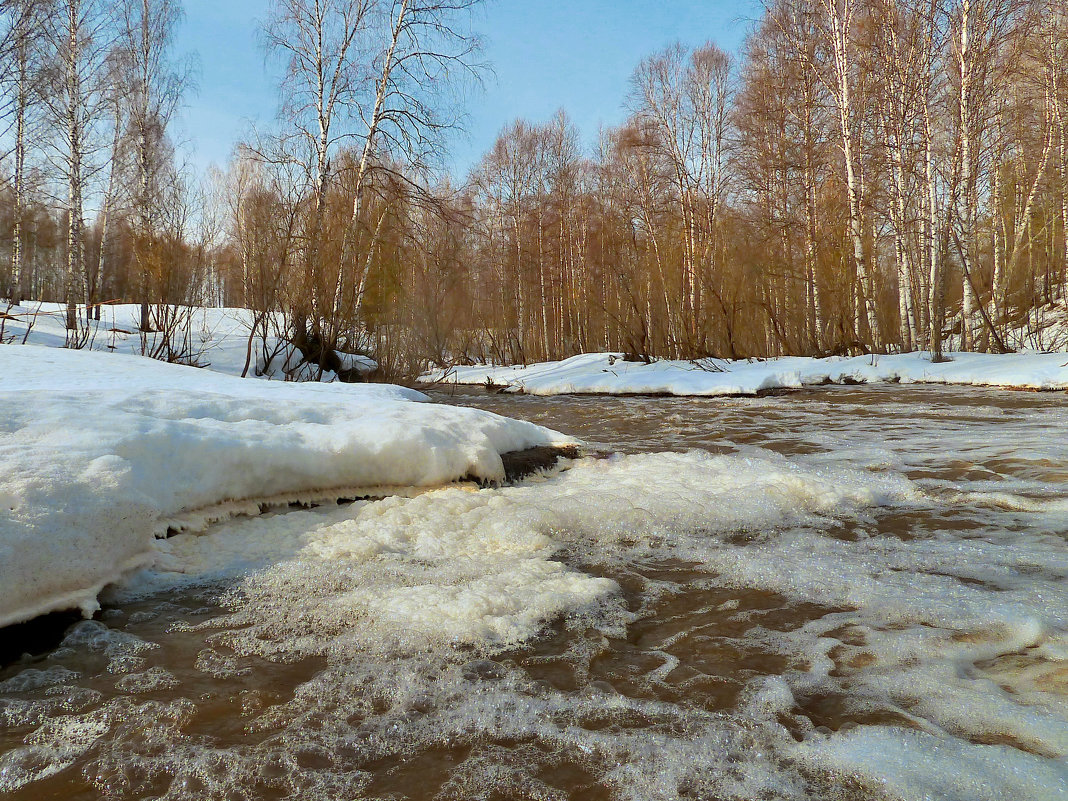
<box><xmin>174</xmin><ymin>0</ymin><xmax>759</xmax><ymax>180</ymax></box>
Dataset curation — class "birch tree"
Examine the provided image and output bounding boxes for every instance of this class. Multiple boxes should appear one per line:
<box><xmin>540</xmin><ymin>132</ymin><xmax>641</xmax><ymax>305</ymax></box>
<box><xmin>630</xmin><ymin>42</ymin><xmax>733</xmax><ymax>351</ymax></box>
<box><xmin>43</xmin><ymin>0</ymin><xmax>118</xmax><ymax>340</ymax></box>
<box><xmin>262</xmin><ymin>0</ymin><xmax>483</xmax><ymax>375</ymax></box>
<box><xmin>343</xmin><ymin>0</ymin><xmax>483</xmax><ymax>329</ymax></box>
<box><xmin>819</xmin><ymin>0</ymin><xmax>876</xmax><ymax>348</ymax></box>
<box><xmin>767</xmin><ymin>0</ymin><xmax>878</xmax><ymax>349</ymax></box>
<box><xmin>116</xmin><ymin>0</ymin><xmax>187</xmax><ymax>333</ymax></box>
<box><xmin>947</xmin><ymin>0</ymin><xmax>1031</xmax><ymax>350</ymax></box>
<box><xmin>1</xmin><ymin>0</ymin><xmax>48</xmax><ymax>304</ymax></box>
<box><xmin>263</xmin><ymin>0</ymin><xmax>372</xmax><ymax>365</ymax></box>
<box><xmin>872</xmin><ymin>0</ymin><xmax>924</xmax><ymax>350</ymax></box>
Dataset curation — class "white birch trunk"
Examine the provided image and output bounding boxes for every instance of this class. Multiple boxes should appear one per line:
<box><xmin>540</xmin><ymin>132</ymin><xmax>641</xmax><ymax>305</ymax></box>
<box><xmin>824</xmin><ymin>0</ymin><xmax>875</xmax><ymax>347</ymax></box>
<box><xmin>64</xmin><ymin>1</ymin><xmax>86</xmax><ymax>337</ymax></box>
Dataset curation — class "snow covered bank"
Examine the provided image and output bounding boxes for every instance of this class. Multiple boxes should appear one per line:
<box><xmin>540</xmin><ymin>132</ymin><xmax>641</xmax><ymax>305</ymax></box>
<box><xmin>0</xmin><ymin>344</ymin><xmax>573</xmax><ymax>628</ymax></box>
<box><xmin>0</xmin><ymin>302</ymin><xmax>375</xmax><ymax>381</ymax></box>
<box><xmin>426</xmin><ymin>350</ymin><xmax>1068</xmax><ymax>395</ymax></box>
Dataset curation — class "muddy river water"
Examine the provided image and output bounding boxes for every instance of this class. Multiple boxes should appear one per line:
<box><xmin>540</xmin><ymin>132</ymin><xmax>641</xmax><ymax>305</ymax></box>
<box><xmin>2</xmin><ymin>385</ymin><xmax>1067</xmax><ymax>800</ymax></box>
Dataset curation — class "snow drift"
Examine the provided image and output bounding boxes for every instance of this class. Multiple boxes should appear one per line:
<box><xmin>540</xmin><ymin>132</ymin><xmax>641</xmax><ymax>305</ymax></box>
<box><xmin>427</xmin><ymin>351</ymin><xmax>1068</xmax><ymax>396</ymax></box>
<box><xmin>0</xmin><ymin>302</ymin><xmax>379</xmax><ymax>381</ymax></box>
<box><xmin>0</xmin><ymin>344</ymin><xmax>572</xmax><ymax>628</ymax></box>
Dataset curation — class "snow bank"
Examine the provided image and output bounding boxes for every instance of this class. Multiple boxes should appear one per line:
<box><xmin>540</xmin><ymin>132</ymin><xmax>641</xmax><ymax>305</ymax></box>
<box><xmin>0</xmin><ymin>344</ymin><xmax>572</xmax><ymax>628</ymax></box>
<box><xmin>427</xmin><ymin>351</ymin><xmax>1068</xmax><ymax>395</ymax></box>
<box><xmin>0</xmin><ymin>301</ymin><xmax>376</xmax><ymax>381</ymax></box>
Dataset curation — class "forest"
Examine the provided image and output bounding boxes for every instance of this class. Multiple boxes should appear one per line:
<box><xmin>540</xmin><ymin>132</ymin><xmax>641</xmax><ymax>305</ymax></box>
<box><xmin>1</xmin><ymin>0</ymin><xmax>1067</xmax><ymax>375</ymax></box>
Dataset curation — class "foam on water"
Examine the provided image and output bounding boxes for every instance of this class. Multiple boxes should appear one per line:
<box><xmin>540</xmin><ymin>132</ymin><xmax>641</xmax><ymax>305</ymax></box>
<box><xmin>0</xmin><ymin>706</ymin><xmax>112</xmax><ymax>791</ymax></box>
<box><xmin>116</xmin><ymin>450</ymin><xmax>914</xmax><ymax>659</ymax></box>
<box><xmin>2</xmin><ymin>391</ymin><xmax>1067</xmax><ymax>800</ymax></box>
<box><xmin>798</xmin><ymin>726</ymin><xmax>1068</xmax><ymax>801</ymax></box>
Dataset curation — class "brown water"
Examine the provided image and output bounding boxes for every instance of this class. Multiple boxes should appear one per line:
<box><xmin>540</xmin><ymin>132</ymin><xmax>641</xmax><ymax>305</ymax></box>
<box><xmin>2</xmin><ymin>385</ymin><xmax>1067</xmax><ymax>800</ymax></box>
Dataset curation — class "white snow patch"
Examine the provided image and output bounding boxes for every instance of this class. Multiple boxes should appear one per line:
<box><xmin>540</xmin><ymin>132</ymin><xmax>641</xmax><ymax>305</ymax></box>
<box><xmin>426</xmin><ymin>350</ymin><xmax>1068</xmax><ymax>395</ymax></box>
<box><xmin>0</xmin><ymin>301</ymin><xmax>376</xmax><ymax>381</ymax></box>
<box><xmin>0</xmin><ymin>344</ymin><xmax>572</xmax><ymax>628</ymax></box>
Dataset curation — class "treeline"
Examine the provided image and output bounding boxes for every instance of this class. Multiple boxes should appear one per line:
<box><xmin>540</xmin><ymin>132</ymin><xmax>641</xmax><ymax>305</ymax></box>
<box><xmin>0</xmin><ymin>0</ymin><xmax>487</xmax><ymax>372</ymax></box>
<box><xmin>4</xmin><ymin>0</ymin><xmax>1067</xmax><ymax>372</ymax></box>
<box><xmin>220</xmin><ymin>0</ymin><xmax>1068</xmax><ymax>371</ymax></box>
<box><xmin>447</xmin><ymin>0</ymin><xmax>1068</xmax><ymax>362</ymax></box>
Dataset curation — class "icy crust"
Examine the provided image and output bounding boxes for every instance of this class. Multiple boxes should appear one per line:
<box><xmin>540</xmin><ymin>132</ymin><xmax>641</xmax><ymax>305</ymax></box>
<box><xmin>427</xmin><ymin>350</ymin><xmax>1068</xmax><ymax>395</ymax></box>
<box><xmin>0</xmin><ymin>344</ymin><xmax>572</xmax><ymax>628</ymax></box>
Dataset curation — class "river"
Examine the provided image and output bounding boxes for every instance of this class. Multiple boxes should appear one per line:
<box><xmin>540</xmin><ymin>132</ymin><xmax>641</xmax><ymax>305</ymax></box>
<box><xmin>2</xmin><ymin>385</ymin><xmax>1066</xmax><ymax>800</ymax></box>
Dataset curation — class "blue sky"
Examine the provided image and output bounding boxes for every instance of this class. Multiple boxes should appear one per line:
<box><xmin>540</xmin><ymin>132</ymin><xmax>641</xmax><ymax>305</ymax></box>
<box><xmin>175</xmin><ymin>0</ymin><xmax>758</xmax><ymax>179</ymax></box>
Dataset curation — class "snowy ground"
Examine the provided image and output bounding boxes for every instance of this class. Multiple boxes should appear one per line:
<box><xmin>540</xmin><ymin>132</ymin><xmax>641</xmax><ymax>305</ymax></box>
<box><xmin>0</xmin><ymin>343</ymin><xmax>574</xmax><ymax>628</ymax></box>
<box><xmin>426</xmin><ymin>350</ymin><xmax>1068</xmax><ymax>396</ymax></box>
<box><xmin>990</xmin><ymin>301</ymin><xmax>1068</xmax><ymax>352</ymax></box>
<box><xmin>0</xmin><ymin>301</ymin><xmax>375</xmax><ymax>381</ymax></box>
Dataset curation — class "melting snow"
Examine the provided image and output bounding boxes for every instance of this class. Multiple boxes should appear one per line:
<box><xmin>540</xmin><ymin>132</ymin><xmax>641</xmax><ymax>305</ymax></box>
<box><xmin>0</xmin><ymin>343</ymin><xmax>572</xmax><ymax>627</ymax></box>
<box><xmin>428</xmin><ymin>351</ymin><xmax>1068</xmax><ymax>395</ymax></box>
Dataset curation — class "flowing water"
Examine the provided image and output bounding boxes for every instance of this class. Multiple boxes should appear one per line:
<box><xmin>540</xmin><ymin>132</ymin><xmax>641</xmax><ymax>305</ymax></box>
<box><xmin>2</xmin><ymin>385</ymin><xmax>1067</xmax><ymax>800</ymax></box>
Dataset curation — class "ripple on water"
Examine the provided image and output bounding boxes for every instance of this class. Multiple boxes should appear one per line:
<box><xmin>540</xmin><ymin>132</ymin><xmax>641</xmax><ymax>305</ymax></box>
<box><xmin>1</xmin><ymin>385</ymin><xmax>1067</xmax><ymax>800</ymax></box>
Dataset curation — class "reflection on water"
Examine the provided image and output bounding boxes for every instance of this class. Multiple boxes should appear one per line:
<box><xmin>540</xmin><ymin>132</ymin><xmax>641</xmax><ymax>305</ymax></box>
<box><xmin>2</xmin><ymin>385</ymin><xmax>1067</xmax><ymax>800</ymax></box>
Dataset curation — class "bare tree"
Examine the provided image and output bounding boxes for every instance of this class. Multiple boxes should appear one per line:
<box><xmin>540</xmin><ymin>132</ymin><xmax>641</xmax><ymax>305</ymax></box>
<box><xmin>2</xmin><ymin>0</ymin><xmax>46</xmax><ymax>304</ymax></box>
<box><xmin>262</xmin><ymin>0</ymin><xmax>373</xmax><ymax>370</ymax></box>
<box><xmin>42</xmin><ymin>0</ymin><xmax>118</xmax><ymax>341</ymax></box>
<box><xmin>820</xmin><ymin>0</ymin><xmax>876</xmax><ymax>348</ymax></box>
<box><xmin>115</xmin><ymin>0</ymin><xmax>188</xmax><ymax>333</ymax></box>
<box><xmin>89</xmin><ymin>47</ymin><xmax>129</xmax><ymax>321</ymax></box>
<box><xmin>261</xmin><ymin>0</ymin><xmax>484</xmax><ymax>377</ymax></box>
<box><xmin>630</xmin><ymin>42</ymin><xmax>734</xmax><ymax>353</ymax></box>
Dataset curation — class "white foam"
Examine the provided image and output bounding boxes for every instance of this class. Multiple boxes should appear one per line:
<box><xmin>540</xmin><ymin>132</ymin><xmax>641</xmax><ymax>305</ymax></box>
<box><xmin>0</xmin><ymin>707</ymin><xmax>111</xmax><ymax>792</ymax></box>
<box><xmin>122</xmin><ymin>450</ymin><xmax>912</xmax><ymax>659</ymax></box>
<box><xmin>0</xmin><ymin>667</ymin><xmax>81</xmax><ymax>694</ymax></box>
<box><xmin>799</xmin><ymin>726</ymin><xmax>1068</xmax><ymax>801</ymax></box>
